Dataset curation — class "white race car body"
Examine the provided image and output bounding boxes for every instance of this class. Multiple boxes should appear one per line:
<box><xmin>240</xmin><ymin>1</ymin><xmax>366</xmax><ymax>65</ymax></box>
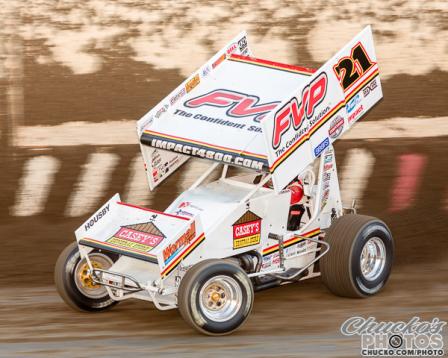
<box><xmin>74</xmin><ymin>26</ymin><xmax>383</xmax><ymax>310</ymax></box>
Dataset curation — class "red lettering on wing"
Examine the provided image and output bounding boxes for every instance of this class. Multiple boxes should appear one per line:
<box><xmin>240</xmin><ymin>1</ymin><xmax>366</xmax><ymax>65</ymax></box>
<box><xmin>186</xmin><ymin>90</ymin><xmax>242</xmax><ymax>108</ymax></box>
<box><xmin>185</xmin><ymin>89</ymin><xmax>279</xmax><ymax>121</ymax></box>
<box><xmin>293</xmin><ymin>88</ymin><xmax>308</xmax><ymax>129</ymax></box>
<box><xmin>307</xmin><ymin>73</ymin><xmax>327</xmax><ymax>118</ymax></box>
<box><xmin>272</xmin><ymin>72</ymin><xmax>328</xmax><ymax>149</ymax></box>
<box><xmin>272</xmin><ymin>106</ymin><xmax>292</xmax><ymax>149</ymax></box>
<box><xmin>229</xmin><ymin>98</ymin><xmax>278</xmax><ymax>117</ymax></box>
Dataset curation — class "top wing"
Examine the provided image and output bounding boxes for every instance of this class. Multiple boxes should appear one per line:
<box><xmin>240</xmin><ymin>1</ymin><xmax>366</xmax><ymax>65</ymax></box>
<box><xmin>140</xmin><ymin>54</ymin><xmax>314</xmax><ymax>172</ymax></box>
<box><xmin>137</xmin><ymin>31</ymin><xmax>253</xmax><ymax>190</ymax></box>
<box><xmin>261</xmin><ymin>25</ymin><xmax>382</xmax><ymax>191</ymax></box>
<box><xmin>138</xmin><ymin>26</ymin><xmax>382</xmax><ymax>192</ymax></box>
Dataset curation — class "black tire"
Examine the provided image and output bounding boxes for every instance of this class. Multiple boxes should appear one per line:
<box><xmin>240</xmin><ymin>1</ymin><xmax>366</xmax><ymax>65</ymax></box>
<box><xmin>55</xmin><ymin>242</ymin><xmax>118</xmax><ymax>312</ymax></box>
<box><xmin>320</xmin><ymin>214</ymin><xmax>394</xmax><ymax>298</ymax></box>
<box><xmin>178</xmin><ymin>259</ymin><xmax>254</xmax><ymax>335</ymax></box>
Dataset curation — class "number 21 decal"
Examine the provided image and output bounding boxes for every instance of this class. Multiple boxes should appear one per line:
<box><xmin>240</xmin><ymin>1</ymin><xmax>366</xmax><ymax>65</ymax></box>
<box><xmin>333</xmin><ymin>42</ymin><xmax>375</xmax><ymax>91</ymax></box>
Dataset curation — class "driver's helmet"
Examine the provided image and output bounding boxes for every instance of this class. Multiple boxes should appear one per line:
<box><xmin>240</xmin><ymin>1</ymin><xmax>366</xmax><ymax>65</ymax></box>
<box><xmin>287</xmin><ymin>179</ymin><xmax>304</xmax><ymax>205</ymax></box>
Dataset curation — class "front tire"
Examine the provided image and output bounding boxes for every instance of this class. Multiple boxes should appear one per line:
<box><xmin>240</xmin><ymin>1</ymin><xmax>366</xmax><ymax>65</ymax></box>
<box><xmin>178</xmin><ymin>259</ymin><xmax>254</xmax><ymax>335</ymax></box>
<box><xmin>55</xmin><ymin>242</ymin><xmax>118</xmax><ymax>312</ymax></box>
<box><xmin>320</xmin><ymin>214</ymin><xmax>394</xmax><ymax>298</ymax></box>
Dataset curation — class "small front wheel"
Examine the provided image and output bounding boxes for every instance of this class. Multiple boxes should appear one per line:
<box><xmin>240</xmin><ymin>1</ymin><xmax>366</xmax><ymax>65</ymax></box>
<box><xmin>55</xmin><ymin>242</ymin><xmax>118</xmax><ymax>312</ymax></box>
<box><xmin>178</xmin><ymin>259</ymin><xmax>254</xmax><ymax>335</ymax></box>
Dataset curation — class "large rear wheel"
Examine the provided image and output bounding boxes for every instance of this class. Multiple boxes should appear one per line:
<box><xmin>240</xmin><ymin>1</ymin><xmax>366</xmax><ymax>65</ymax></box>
<box><xmin>178</xmin><ymin>259</ymin><xmax>254</xmax><ymax>335</ymax></box>
<box><xmin>320</xmin><ymin>214</ymin><xmax>394</xmax><ymax>298</ymax></box>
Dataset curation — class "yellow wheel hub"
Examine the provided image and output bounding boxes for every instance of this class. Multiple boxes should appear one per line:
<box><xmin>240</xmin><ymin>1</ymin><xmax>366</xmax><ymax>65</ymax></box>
<box><xmin>205</xmin><ymin>284</ymin><xmax>227</xmax><ymax>309</ymax></box>
<box><xmin>78</xmin><ymin>261</ymin><xmax>103</xmax><ymax>289</ymax></box>
<box><xmin>211</xmin><ymin>292</ymin><xmax>221</xmax><ymax>302</ymax></box>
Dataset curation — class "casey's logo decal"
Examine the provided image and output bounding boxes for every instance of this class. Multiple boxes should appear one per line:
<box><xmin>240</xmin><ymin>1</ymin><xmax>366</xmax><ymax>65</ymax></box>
<box><xmin>107</xmin><ymin>222</ymin><xmax>165</xmax><ymax>253</ymax></box>
<box><xmin>272</xmin><ymin>72</ymin><xmax>328</xmax><ymax>149</ymax></box>
<box><xmin>232</xmin><ymin>211</ymin><xmax>262</xmax><ymax>249</ymax></box>
<box><xmin>184</xmin><ymin>89</ymin><xmax>280</xmax><ymax>122</ymax></box>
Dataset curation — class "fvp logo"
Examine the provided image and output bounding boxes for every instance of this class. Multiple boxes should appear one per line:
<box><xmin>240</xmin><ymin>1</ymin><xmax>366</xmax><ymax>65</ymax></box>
<box><xmin>272</xmin><ymin>72</ymin><xmax>328</xmax><ymax>149</ymax></box>
<box><xmin>184</xmin><ymin>89</ymin><xmax>280</xmax><ymax>122</ymax></box>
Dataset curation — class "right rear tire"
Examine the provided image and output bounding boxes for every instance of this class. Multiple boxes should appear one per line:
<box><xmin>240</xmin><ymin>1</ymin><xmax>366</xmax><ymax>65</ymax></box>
<box><xmin>320</xmin><ymin>214</ymin><xmax>394</xmax><ymax>298</ymax></box>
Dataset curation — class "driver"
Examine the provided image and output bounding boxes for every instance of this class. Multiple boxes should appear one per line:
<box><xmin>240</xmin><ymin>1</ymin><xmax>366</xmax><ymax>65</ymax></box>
<box><xmin>287</xmin><ymin>178</ymin><xmax>305</xmax><ymax>231</ymax></box>
<box><xmin>255</xmin><ymin>174</ymin><xmax>306</xmax><ymax>231</ymax></box>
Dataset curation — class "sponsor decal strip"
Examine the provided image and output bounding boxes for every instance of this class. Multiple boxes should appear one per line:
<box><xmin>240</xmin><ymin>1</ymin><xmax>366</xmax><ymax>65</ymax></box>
<box><xmin>79</xmin><ymin>237</ymin><xmax>158</xmax><ymax>263</ymax></box>
<box><xmin>161</xmin><ymin>233</ymin><xmax>206</xmax><ymax>277</ymax></box>
<box><xmin>142</xmin><ymin>130</ymin><xmax>269</xmax><ymax>171</ymax></box>
<box><xmin>142</xmin><ymin>129</ymin><xmax>266</xmax><ymax>160</ymax></box>
<box><xmin>270</xmin><ymin>68</ymin><xmax>379</xmax><ymax>172</ymax></box>
<box><xmin>117</xmin><ymin>201</ymin><xmax>190</xmax><ymax>221</ymax></box>
<box><xmin>263</xmin><ymin>228</ymin><xmax>320</xmax><ymax>256</ymax></box>
<box><xmin>229</xmin><ymin>54</ymin><xmax>316</xmax><ymax>76</ymax></box>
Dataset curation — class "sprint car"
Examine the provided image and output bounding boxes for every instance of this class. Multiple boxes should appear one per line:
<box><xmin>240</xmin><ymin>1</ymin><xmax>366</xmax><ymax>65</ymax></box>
<box><xmin>55</xmin><ymin>26</ymin><xmax>394</xmax><ymax>335</ymax></box>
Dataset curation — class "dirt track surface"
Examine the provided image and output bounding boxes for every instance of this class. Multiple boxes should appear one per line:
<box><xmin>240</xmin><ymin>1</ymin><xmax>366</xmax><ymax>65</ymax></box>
<box><xmin>1</xmin><ymin>263</ymin><xmax>447</xmax><ymax>357</ymax></box>
<box><xmin>0</xmin><ymin>1</ymin><xmax>447</xmax><ymax>356</ymax></box>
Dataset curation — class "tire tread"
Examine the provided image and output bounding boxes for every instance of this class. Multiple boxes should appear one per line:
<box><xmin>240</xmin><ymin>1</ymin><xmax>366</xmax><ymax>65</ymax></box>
<box><xmin>320</xmin><ymin>214</ymin><xmax>385</xmax><ymax>298</ymax></box>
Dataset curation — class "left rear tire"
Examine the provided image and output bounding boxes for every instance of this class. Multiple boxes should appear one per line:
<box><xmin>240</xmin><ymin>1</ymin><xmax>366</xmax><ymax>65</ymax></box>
<box><xmin>178</xmin><ymin>259</ymin><xmax>254</xmax><ymax>335</ymax></box>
